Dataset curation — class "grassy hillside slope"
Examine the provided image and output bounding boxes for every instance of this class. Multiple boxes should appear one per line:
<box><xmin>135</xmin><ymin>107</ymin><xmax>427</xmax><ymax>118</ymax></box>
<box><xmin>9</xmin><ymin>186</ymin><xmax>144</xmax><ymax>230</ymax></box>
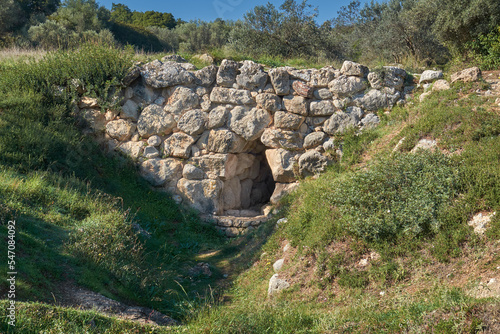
<box><xmin>0</xmin><ymin>47</ymin><xmax>499</xmax><ymax>333</ymax></box>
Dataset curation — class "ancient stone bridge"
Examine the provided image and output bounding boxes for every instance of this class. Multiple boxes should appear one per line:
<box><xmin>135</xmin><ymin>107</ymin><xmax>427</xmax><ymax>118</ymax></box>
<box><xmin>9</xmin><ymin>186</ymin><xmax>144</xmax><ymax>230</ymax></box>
<box><xmin>78</xmin><ymin>57</ymin><xmax>412</xmax><ymax>236</ymax></box>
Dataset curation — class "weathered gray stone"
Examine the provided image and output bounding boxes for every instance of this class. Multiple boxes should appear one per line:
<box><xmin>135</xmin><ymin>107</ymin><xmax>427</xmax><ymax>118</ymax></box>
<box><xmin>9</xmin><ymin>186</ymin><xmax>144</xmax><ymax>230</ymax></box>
<box><xmin>283</xmin><ymin>95</ymin><xmax>308</xmax><ymax>115</ymax></box>
<box><xmin>207</xmin><ymin>129</ymin><xmax>247</xmax><ymax>153</ymax></box>
<box><xmin>274</xmin><ymin>111</ymin><xmax>305</xmax><ymax>130</ymax></box>
<box><xmin>360</xmin><ymin>113</ymin><xmax>380</xmax><ymax>129</ymax></box>
<box><xmin>329</xmin><ymin>75</ymin><xmax>368</xmax><ymax>97</ymax></box>
<box><xmin>122</xmin><ymin>64</ymin><xmax>141</xmax><ymax>86</ymax></box>
<box><xmin>265</xmin><ymin>148</ymin><xmax>300</xmax><ymax>182</ymax></box>
<box><xmin>323</xmin><ymin>109</ymin><xmax>362</xmax><ymax>135</ymax></box>
<box><xmin>303</xmin><ymin>131</ymin><xmax>326</xmax><ymax>149</ymax></box>
<box><xmin>207</xmin><ymin>106</ymin><xmax>230</xmax><ymax>129</ymax></box>
<box><xmin>210</xmin><ymin>87</ymin><xmax>254</xmax><ymax>105</ymax></box>
<box><xmin>143</xmin><ymin>145</ymin><xmax>160</xmax><ymax>159</ymax></box>
<box><xmin>240</xmin><ymin>179</ymin><xmax>253</xmax><ymax>209</ymax></box>
<box><xmin>163</xmin><ymin>133</ymin><xmax>195</xmax><ymax>159</ymax></box>
<box><xmin>268</xmin><ymin>274</ymin><xmax>290</xmax><ymax>296</ymax></box>
<box><xmin>133</xmin><ymin>85</ymin><xmax>157</xmax><ymax>104</ymax></box>
<box><xmin>261</xmin><ymin>128</ymin><xmax>303</xmax><ymax>150</ymax></box>
<box><xmin>419</xmin><ymin>70</ymin><xmax>443</xmax><ymax>84</ymax></box>
<box><xmin>292</xmin><ymin>80</ymin><xmax>313</xmax><ymax>98</ymax></box>
<box><xmin>309</xmin><ymin>66</ymin><xmax>336</xmax><ymax>87</ymax></box>
<box><xmin>137</xmin><ymin>104</ymin><xmax>176</xmax><ymax>138</ymax></box>
<box><xmin>273</xmin><ymin>259</ymin><xmax>284</xmax><ymax>272</ymax></box>
<box><xmin>289</xmin><ymin>69</ymin><xmax>312</xmax><ymax>82</ymax></box>
<box><xmin>451</xmin><ymin>67</ymin><xmax>482</xmax><ymax>83</ymax></box>
<box><xmin>355</xmin><ymin>89</ymin><xmax>387</xmax><ymax>111</ymax></box>
<box><xmin>117</xmin><ymin>141</ymin><xmax>144</xmax><ymax>159</ymax></box>
<box><xmin>81</xmin><ymin>109</ymin><xmax>106</xmax><ymax>132</ymax></box>
<box><xmin>299</xmin><ymin>150</ymin><xmax>328</xmax><ymax>177</ymax></box>
<box><xmin>256</xmin><ymin>93</ymin><xmax>282</xmax><ymax>112</ymax></box>
<box><xmin>270</xmin><ymin>182</ymin><xmax>299</xmax><ymax>204</ymax></box>
<box><xmin>177</xmin><ymin>178</ymin><xmax>223</xmax><ymax>214</ymax></box>
<box><xmin>106</xmin><ymin>119</ymin><xmax>136</xmax><ymax>141</ymax></box>
<box><xmin>314</xmin><ymin>88</ymin><xmax>333</xmax><ymax>100</ymax></box>
<box><xmin>79</xmin><ymin>97</ymin><xmax>99</xmax><ymax>109</ymax></box>
<box><xmin>190</xmin><ymin>154</ymin><xmax>239</xmax><ymax>180</ymax></box>
<box><xmin>223</xmin><ymin>177</ymin><xmax>241</xmax><ymax>210</ymax></box>
<box><xmin>236</xmin><ymin>60</ymin><xmax>268</xmax><ymax>91</ymax></box>
<box><xmin>120</xmin><ymin>99</ymin><xmax>139</xmax><ymax>120</ymax></box>
<box><xmin>140</xmin><ymin>60</ymin><xmax>194</xmax><ymax>88</ymax></box>
<box><xmin>164</xmin><ymin>86</ymin><xmax>200</xmax><ymax>117</ymax></box>
<box><xmin>177</xmin><ymin>109</ymin><xmax>207</xmax><ymax>136</ymax></box>
<box><xmin>432</xmin><ymin>79</ymin><xmax>451</xmax><ymax>91</ymax></box>
<box><xmin>217</xmin><ymin>59</ymin><xmax>239</xmax><ymax>87</ymax></box>
<box><xmin>341</xmin><ymin>61</ymin><xmax>368</xmax><ymax>77</ymax></box>
<box><xmin>309</xmin><ymin>100</ymin><xmax>336</xmax><ymax>116</ymax></box>
<box><xmin>182</xmin><ymin>164</ymin><xmax>205</xmax><ymax>180</ymax></box>
<box><xmin>147</xmin><ymin>135</ymin><xmax>162</xmax><ymax>146</ymax></box>
<box><xmin>227</xmin><ymin>106</ymin><xmax>271</xmax><ymax>141</ymax></box>
<box><xmin>269</xmin><ymin>67</ymin><xmax>290</xmax><ymax>95</ymax></box>
<box><xmin>140</xmin><ymin>158</ymin><xmax>183</xmax><ymax>187</ymax></box>
<box><xmin>193</xmin><ymin>65</ymin><xmax>217</xmax><ymax>86</ymax></box>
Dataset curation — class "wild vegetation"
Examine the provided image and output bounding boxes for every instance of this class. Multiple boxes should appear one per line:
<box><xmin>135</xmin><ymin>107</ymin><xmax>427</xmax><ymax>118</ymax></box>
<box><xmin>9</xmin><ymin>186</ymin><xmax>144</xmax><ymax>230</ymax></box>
<box><xmin>1</xmin><ymin>0</ymin><xmax>500</xmax><ymax>68</ymax></box>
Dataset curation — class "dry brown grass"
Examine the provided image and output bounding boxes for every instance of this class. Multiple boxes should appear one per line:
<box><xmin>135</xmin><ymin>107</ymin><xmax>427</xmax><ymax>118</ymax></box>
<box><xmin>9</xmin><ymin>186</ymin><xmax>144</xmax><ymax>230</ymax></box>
<box><xmin>0</xmin><ymin>47</ymin><xmax>46</xmax><ymax>63</ymax></box>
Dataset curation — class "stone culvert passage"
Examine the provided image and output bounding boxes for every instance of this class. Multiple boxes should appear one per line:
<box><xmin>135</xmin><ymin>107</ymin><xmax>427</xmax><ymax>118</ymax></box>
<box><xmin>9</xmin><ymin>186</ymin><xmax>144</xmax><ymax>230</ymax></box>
<box><xmin>77</xmin><ymin>57</ymin><xmax>413</xmax><ymax>236</ymax></box>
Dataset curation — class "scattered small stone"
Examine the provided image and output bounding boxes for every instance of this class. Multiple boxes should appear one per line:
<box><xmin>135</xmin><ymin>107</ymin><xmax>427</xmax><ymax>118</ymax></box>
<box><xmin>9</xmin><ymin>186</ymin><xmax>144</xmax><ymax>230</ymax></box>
<box><xmin>468</xmin><ymin>212</ymin><xmax>496</xmax><ymax>235</ymax></box>
<box><xmin>283</xmin><ymin>243</ymin><xmax>291</xmax><ymax>253</ymax></box>
<box><xmin>380</xmin><ymin>291</ymin><xmax>385</xmax><ymax>296</ymax></box>
<box><xmin>277</xmin><ymin>218</ymin><xmax>288</xmax><ymax>225</ymax></box>
<box><xmin>268</xmin><ymin>274</ymin><xmax>290</xmax><ymax>296</ymax></box>
<box><xmin>273</xmin><ymin>259</ymin><xmax>285</xmax><ymax>272</ymax></box>
<box><xmin>411</xmin><ymin>138</ymin><xmax>437</xmax><ymax>153</ymax></box>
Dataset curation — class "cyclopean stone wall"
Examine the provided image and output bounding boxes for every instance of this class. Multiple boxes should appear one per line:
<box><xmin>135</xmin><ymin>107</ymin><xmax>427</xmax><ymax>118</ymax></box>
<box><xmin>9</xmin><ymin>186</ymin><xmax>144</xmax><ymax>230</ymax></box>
<box><xmin>77</xmin><ymin>57</ymin><xmax>411</xmax><ymax>233</ymax></box>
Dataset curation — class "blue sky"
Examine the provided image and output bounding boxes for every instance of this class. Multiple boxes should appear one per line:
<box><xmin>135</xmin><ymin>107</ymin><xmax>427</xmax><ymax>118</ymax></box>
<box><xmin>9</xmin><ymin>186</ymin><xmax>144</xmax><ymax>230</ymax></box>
<box><xmin>96</xmin><ymin>0</ymin><xmax>371</xmax><ymax>24</ymax></box>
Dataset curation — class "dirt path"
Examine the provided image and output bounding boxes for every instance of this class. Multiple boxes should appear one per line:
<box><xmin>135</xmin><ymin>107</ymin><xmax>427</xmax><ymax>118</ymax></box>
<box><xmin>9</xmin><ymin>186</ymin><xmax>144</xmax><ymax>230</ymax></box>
<box><xmin>56</xmin><ymin>281</ymin><xmax>178</xmax><ymax>327</ymax></box>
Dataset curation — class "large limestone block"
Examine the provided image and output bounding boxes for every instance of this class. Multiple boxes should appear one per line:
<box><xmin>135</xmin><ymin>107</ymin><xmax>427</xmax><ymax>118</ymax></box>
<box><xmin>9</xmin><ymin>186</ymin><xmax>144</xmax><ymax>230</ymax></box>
<box><xmin>340</xmin><ymin>61</ymin><xmax>368</xmax><ymax>77</ymax></box>
<box><xmin>360</xmin><ymin>113</ymin><xmax>380</xmax><ymax>129</ymax></box>
<box><xmin>265</xmin><ymin>148</ymin><xmax>300</xmax><ymax>182</ymax></box>
<box><xmin>451</xmin><ymin>67</ymin><xmax>482</xmax><ymax>83</ymax></box>
<box><xmin>207</xmin><ymin>106</ymin><xmax>230</xmax><ymax>129</ymax></box>
<box><xmin>355</xmin><ymin>89</ymin><xmax>388</xmax><ymax>111</ymax></box>
<box><xmin>283</xmin><ymin>95</ymin><xmax>308</xmax><ymax>115</ymax></box>
<box><xmin>140</xmin><ymin>60</ymin><xmax>194</xmax><ymax>88</ymax></box>
<box><xmin>289</xmin><ymin>69</ymin><xmax>312</xmax><ymax>81</ymax></box>
<box><xmin>309</xmin><ymin>66</ymin><xmax>336</xmax><ymax>87</ymax></box>
<box><xmin>292</xmin><ymin>81</ymin><xmax>313</xmax><ymax>98</ymax></box>
<box><xmin>177</xmin><ymin>109</ymin><xmax>207</xmax><ymax>136</ymax></box>
<box><xmin>329</xmin><ymin>75</ymin><xmax>367</xmax><ymax>97</ymax></box>
<box><xmin>120</xmin><ymin>99</ymin><xmax>139</xmax><ymax>121</ymax></box>
<box><xmin>182</xmin><ymin>164</ymin><xmax>205</xmax><ymax>180</ymax></box>
<box><xmin>137</xmin><ymin>105</ymin><xmax>176</xmax><ymax>138</ymax></box>
<box><xmin>261</xmin><ymin>128</ymin><xmax>303</xmax><ymax>150</ymax></box>
<box><xmin>210</xmin><ymin>87</ymin><xmax>254</xmax><ymax>105</ymax></box>
<box><xmin>81</xmin><ymin>109</ymin><xmax>106</xmax><ymax>132</ymax></box>
<box><xmin>274</xmin><ymin>111</ymin><xmax>305</xmax><ymax>130</ymax></box>
<box><xmin>164</xmin><ymin>86</ymin><xmax>200</xmax><ymax>117</ymax></box>
<box><xmin>117</xmin><ymin>141</ymin><xmax>144</xmax><ymax>159</ymax></box>
<box><xmin>227</xmin><ymin>106</ymin><xmax>272</xmax><ymax>141</ymax></box>
<box><xmin>133</xmin><ymin>84</ymin><xmax>157</xmax><ymax>103</ymax></box>
<box><xmin>223</xmin><ymin>177</ymin><xmax>242</xmax><ymax>210</ymax></box>
<box><xmin>367</xmin><ymin>68</ymin><xmax>405</xmax><ymax>90</ymax></box>
<box><xmin>106</xmin><ymin>119</ymin><xmax>136</xmax><ymax>141</ymax></box>
<box><xmin>207</xmin><ymin>129</ymin><xmax>247</xmax><ymax>153</ymax></box>
<box><xmin>270</xmin><ymin>182</ymin><xmax>300</xmax><ymax>204</ymax></box>
<box><xmin>309</xmin><ymin>100</ymin><xmax>336</xmax><ymax>116</ymax></box>
<box><xmin>190</xmin><ymin>154</ymin><xmax>239</xmax><ymax>180</ymax></box>
<box><xmin>216</xmin><ymin>59</ymin><xmax>239</xmax><ymax>87</ymax></box>
<box><xmin>236</xmin><ymin>60</ymin><xmax>268</xmax><ymax>91</ymax></box>
<box><xmin>256</xmin><ymin>93</ymin><xmax>282</xmax><ymax>112</ymax></box>
<box><xmin>419</xmin><ymin>70</ymin><xmax>443</xmax><ymax>84</ymax></box>
<box><xmin>269</xmin><ymin>67</ymin><xmax>290</xmax><ymax>95</ymax></box>
<box><xmin>314</xmin><ymin>88</ymin><xmax>333</xmax><ymax>100</ymax></box>
<box><xmin>303</xmin><ymin>131</ymin><xmax>327</xmax><ymax>149</ymax></box>
<box><xmin>323</xmin><ymin>107</ymin><xmax>363</xmax><ymax>135</ymax></box>
<box><xmin>298</xmin><ymin>150</ymin><xmax>328</xmax><ymax>177</ymax></box>
<box><xmin>139</xmin><ymin>158</ymin><xmax>183</xmax><ymax>187</ymax></box>
<box><xmin>163</xmin><ymin>133</ymin><xmax>196</xmax><ymax>159</ymax></box>
<box><xmin>193</xmin><ymin>65</ymin><xmax>217</xmax><ymax>86</ymax></box>
<box><xmin>240</xmin><ymin>179</ymin><xmax>253</xmax><ymax>209</ymax></box>
<box><xmin>177</xmin><ymin>178</ymin><xmax>223</xmax><ymax>214</ymax></box>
